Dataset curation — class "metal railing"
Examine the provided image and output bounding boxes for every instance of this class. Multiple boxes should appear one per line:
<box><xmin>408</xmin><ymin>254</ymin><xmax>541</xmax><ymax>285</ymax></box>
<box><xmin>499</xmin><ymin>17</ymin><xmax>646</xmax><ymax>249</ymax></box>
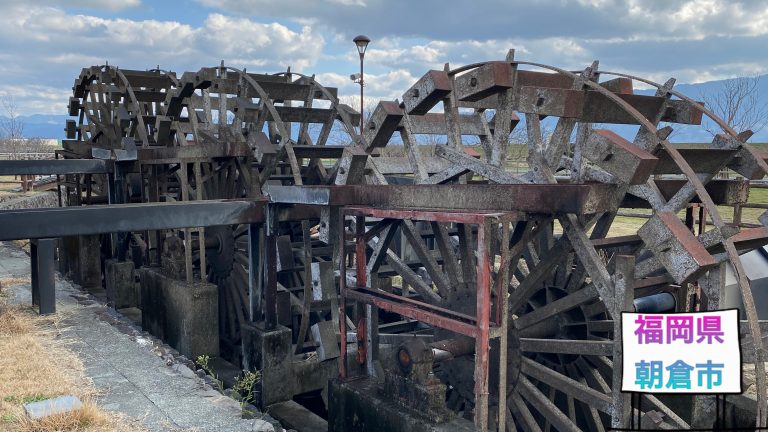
<box><xmin>0</xmin><ymin>153</ymin><xmax>58</xmax><ymax>191</ymax></box>
<box><xmin>0</xmin><ymin>152</ymin><xmax>56</xmax><ymax>160</ymax></box>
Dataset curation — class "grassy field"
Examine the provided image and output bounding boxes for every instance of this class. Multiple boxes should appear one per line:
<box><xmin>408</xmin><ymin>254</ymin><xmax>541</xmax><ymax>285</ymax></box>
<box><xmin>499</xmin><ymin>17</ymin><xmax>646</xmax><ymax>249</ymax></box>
<box><xmin>598</xmin><ymin>188</ymin><xmax>768</xmax><ymax>237</ymax></box>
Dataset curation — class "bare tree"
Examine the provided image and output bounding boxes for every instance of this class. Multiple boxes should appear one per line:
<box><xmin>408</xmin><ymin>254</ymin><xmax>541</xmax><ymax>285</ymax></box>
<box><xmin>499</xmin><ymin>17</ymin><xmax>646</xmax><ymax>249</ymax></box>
<box><xmin>0</xmin><ymin>98</ymin><xmax>57</xmax><ymax>158</ymax></box>
<box><xmin>330</xmin><ymin>95</ymin><xmax>379</xmax><ymax>145</ymax></box>
<box><xmin>0</xmin><ymin>97</ymin><xmax>24</xmax><ymax>157</ymax></box>
<box><xmin>23</xmin><ymin>137</ymin><xmax>57</xmax><ymax>154</ymax></box>
<box><xmin>701</xmin><ymin>75</ymin><xmax>767</xmax><ymax>136</ymax></box>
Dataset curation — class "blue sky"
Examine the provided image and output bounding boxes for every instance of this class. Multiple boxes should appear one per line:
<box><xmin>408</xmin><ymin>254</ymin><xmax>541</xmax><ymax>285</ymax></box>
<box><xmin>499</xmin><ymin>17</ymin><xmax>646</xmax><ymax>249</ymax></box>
<box><xmin>0</xmin><ymin>0</ymin><xmax>767</xmax><ymax>116</ymax></box>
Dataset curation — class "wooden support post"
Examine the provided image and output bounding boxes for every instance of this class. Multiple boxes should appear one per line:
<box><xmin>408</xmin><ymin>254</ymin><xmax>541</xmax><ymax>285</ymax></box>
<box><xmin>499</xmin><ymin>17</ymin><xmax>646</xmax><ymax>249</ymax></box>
<box><xmin>611</xmin><ymin>255</ymin><xmax>635</xmax><ymax>429</ymax></box>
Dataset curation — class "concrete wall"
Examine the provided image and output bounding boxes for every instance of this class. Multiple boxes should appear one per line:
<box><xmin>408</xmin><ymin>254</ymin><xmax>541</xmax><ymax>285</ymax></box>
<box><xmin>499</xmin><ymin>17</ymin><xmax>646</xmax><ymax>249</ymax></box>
<box><xmin>105</xmin><ymin>259</ymin><xmax>138</xmax><ymax>309</ymax></box>
<box><xmin>138</xmin><ymin>267</ymin><xmax>219</xmax><ymax>359</ymax></box>
<box><xmin>328</xmin><ymin>378</ymin><xmax>474</xmax><ymax>432</ymax></box>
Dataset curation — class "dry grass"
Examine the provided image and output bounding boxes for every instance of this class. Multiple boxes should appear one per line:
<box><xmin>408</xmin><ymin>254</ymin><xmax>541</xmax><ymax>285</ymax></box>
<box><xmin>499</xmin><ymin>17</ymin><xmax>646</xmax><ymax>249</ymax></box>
<box><xmin>0</xmin><ymin>176</ymin><xmax>27</xmax><ymax>194</ymax></box>
<box><xmin>15</xmin><ymin>404</ymin><xmax>111</xmax><ymax>432</ymax></box>
<box><xmin>0</xmin><ymin>300</ymin><xmax>145</xmax><ymax>432</ymax></box>
<box><xmin>0</xmin><ymin>278</ymin><xmax>30</xmax><ymax>287</ymax></box>
<box><xmin>0</xmin><ymin>277</ymin><xmax>30</xmax><ymax>300</ymax></box>
<box><xmin>0</xmin><ymin>303</ymin><xmax>34</xmax><ymax>336</ymax></box>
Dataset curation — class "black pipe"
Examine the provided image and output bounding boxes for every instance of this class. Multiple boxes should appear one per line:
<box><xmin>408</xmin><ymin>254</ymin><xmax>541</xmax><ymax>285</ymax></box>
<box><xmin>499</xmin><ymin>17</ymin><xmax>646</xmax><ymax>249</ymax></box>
<box><xmin>633</xmin><ymin>292</ymin><xmax>676</xmax><ymax>313</ymax></box>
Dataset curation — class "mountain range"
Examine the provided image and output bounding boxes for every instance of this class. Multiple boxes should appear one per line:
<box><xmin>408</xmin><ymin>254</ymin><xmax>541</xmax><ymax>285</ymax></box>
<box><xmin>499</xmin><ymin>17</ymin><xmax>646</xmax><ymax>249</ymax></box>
<box><xmin>4</xmin><ymin>74</ymin><xmax>766</xmax><ymax>143</ymax></box>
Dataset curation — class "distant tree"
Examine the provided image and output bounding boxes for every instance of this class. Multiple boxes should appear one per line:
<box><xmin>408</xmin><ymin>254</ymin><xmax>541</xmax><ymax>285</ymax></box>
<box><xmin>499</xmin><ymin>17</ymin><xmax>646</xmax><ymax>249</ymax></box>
<box><xmin>0</xmin><ymin>97</ymin><xmax>56</xmax><ymax>158</ymax></box>
<box><xmin>0</xmin><ymin>97</ymin><xmax>24</xmax><ymax>157</ymax></box>
<box><xmin>701</xmin><ymin>75</ymin><xmax>767</xmax><ymax>136</ymax></box>
<box><xmin>23</xmin><ymin>137</ymin><xmax>57</xmax><ymax>154</ymax></box>
<box><xmin>331</xmin><ymin>95</ymin><xmax>378</xmax><ymax>145</ymax></box>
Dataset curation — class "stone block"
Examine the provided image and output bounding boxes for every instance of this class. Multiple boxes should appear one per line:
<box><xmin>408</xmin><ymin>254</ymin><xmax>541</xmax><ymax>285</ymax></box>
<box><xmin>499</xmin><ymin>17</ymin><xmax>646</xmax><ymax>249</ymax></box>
<box><xmin>138</xmin><ymin>267</ymin><xmax>219</xmax><ymax>358</ymax></box>
<box><xmin>383</xmin><ymin>371</ymin><xmax>453</xmax><ymax>423</ymax></box>
<box><xmin>311</xmin><ymin>321</ymin><xmax>339</xmax><ymax>361</ymax></box>
<box><xmin>329</xmin><ymin>378</ymin><xmax>473</xmax><ymax>432</ymax></box>
<box><xmin>78</xmin><ymin>235</ymin><xmax>102</xmax><ymax>290</ymax></box>
<box><xmin>105</xmin><ymin>259</ymin><xmax>137</xmax><ymax>309</ymax></box>
<box><xmin>241</xmin><ymin>323</ymin><xmax>293</xmax><ymax>407</ymax></box>
<box><xmin>24</xmin><ymin>395</ymin><xmax>83</xmax><ymax>420</ymax></box>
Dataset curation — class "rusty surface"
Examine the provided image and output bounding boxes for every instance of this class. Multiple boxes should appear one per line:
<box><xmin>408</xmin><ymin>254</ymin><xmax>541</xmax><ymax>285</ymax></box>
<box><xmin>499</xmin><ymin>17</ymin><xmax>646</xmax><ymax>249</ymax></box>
<box><xmin>584</xmin><ymin>129</ymin><xmax>658</xmax><ymax>185</ymax></box>
<box><xmin>266</xmin><ymin>183</ymin><xmax>618</xmax><ymax>214</ymax></box>
<box><xmin>401</xmin><ymin>70</ymin><xmax>452</xmax><ymax>115</ymax></box>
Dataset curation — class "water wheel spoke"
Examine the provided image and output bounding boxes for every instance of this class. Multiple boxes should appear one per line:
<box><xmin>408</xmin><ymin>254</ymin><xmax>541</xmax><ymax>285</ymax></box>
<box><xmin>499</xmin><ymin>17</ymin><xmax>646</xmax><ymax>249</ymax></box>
<box><xmin>587</xmin><ymin>355</ymin><xmax>615</xmax><ymax>386</ymax></box>
<box><xmin>513</xmin><ymin>266</ymin><xmax>528</xmax><ymax>284</ymax></box>
<box><xmin>232</xmin><ymin>262</ymin><xmax>250</xmax><ymax>307</ymax></box>
<box><xmin>520</xmin><ymin>338</ymin><xmax>614</xmax><ymax>356</ymax></box>
<box><xmin>542</xmin><ymin>385</ymin><xmax>556</xmax><ymax>432</ymax></box>
<box><xmin>575</xmin><ymin>356</ymin><xmax>611</xmax><ymax>394</ymax></box>
<box><xmin>505</xmin><ymin>407</ymin><xmax>518</xmax><ymax>432</ymax></box>
<box><xmin>233</xmin><ymin>224</ymin><xmax>249</xmax><ymax>238</ymax></box>
<box><xmin>295</xmin><ymin>220</ymin><xmax>314</xmax><ymax>354</ymax></box>
<box><xmin>508</xmin><ymin>392</ymin><xmax>543</xmax><ymax>432</ymax></box>
<box><xmin>581</xmin><ymin>300</ymin><xmax>608</xmax><ymax>318</ymax></box>
<box><xmin>509</xmin><ymin>239</ymin><xmax>569</xmax><ymax>312</ymax></box>
<box><xmin>430</xmin><ymin>221</ymin><xmax>463</xmax><ymax>287</ymax></box>
<box><xmin>521</xmin><ymin>357</ymin><xmax>612</xmax><ymax>413</ymax></box>
<box><xmin>586</xmin><ymin>320</ymin><xmax>613</xmax><ymax>334</ymax></box>
<box><xmin>400</xmin><ymin>220</ymin><xmax>452</xmax><ymax>298</ymax></box>
<box><xmin>641</xmin><ymin>394</ymin><xmax>690</xmax><ymax>429</ymax></box>
<box><xmin>517</xmin><ymin>375</ymin><xmax>581</xmax><ymax>432</ymax></box>
<box><xmin>554</xmin><ymin>254</ymin><xmax>574</xmax><ymax>290</ymax></box>
<box><xmin>234</xmin><ymin>250</ymin><xmax>249</xmax><ymax>268</ymax></box>
<box><xmin>566</xmin><ymin>363</ymin><xmax>606</xmax><ymax>432</ymax></box>
<box><xmin>384</xmin><ymin>249</ymin><xmax>441</xmax><ymax>303</ymax></box>
<box><xmin>515</xmin><ymin>285</ymin><xmax>598</xmax><ymax>329</ymax></box>
<box><xmin>223</xmin><ymin>281</ymin><xmax>240</xmax><ymax>338</ymax></box>
<box><xmin>235</xmin><ymin>236</ymin><xmax>249</xmax><ymax>249</ymax></box>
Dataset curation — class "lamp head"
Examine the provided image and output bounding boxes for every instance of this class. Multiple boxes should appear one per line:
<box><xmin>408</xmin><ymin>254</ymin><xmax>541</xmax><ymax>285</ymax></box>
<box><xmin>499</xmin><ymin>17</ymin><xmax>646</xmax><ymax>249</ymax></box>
<box><xmin>353</xmin><ymin>34</ymin><xmax>371</xmax><ymax>57</ymax></box>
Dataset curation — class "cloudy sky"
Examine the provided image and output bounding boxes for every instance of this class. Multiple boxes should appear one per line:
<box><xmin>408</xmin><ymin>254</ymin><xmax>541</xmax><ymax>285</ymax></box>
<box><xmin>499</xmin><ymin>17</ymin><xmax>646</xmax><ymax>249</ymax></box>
<box><xmin>0</xmin><ymin>0</ymin><xmax>767</xmax><ymax>115</ymax></box>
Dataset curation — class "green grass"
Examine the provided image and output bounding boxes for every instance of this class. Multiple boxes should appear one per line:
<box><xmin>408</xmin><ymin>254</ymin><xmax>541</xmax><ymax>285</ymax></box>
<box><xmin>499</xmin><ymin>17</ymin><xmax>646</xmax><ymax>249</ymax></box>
<box><xmin>21</xmin><ymin>394</ymin><xmax>50</xmax><ymax>404</ymax></box>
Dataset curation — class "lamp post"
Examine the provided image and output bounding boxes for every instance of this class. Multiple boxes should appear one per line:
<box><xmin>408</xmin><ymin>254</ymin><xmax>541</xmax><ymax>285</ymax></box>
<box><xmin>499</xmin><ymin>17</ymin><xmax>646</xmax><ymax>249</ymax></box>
<box><xmin>353</xmin><ymin>34</ymin><xmax>370</xmax><ymax>133</ymax></box>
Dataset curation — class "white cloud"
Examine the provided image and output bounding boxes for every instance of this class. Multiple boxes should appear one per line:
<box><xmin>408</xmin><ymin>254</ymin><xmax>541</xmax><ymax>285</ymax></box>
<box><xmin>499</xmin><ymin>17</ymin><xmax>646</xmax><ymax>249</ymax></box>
<box><xmin>0</xmin><ymin>0</ymin><xmax>141</xmax><ymax>11</ymax></box>
<box><xmin>199</xmin><ymin>15</ymin><xmax>324</xmax><ymax>70</ymax></box>
<box><xmin>196</xmin><ymin>0</ymin><xmax>768</xmax><ymax>41</ymax></box>
<box><xmin>318</xmin><ymin>68</ymin><xmax>417</xmax><ymax>104</ymax></box>
<box><xmin>0</xmin><ymin>85</ymin><xmax>71</xmax><ymax>115</ymax></box>
<box><xmin>2</xmin><ymin>0</ymin><xmax>768</xmax><ymax>122</ymax></box>
<box><xmin>0</xmin><ymin>6</ymin><xmax>323</xmax><ymax>69</ymax></box>
<box><xmin>328</xmin><ymin>0</ymin><xmax>367</xmax><ymax>5</ymax></box>
<box><xmin>47</xmin><ymin>53</ymin><xmax>104</xmax><ymax>65</ymax></box>
<box><xmin>0</xmin><ymin>5</ymin><xmax>327</xmax><ymax>114</ymax></box>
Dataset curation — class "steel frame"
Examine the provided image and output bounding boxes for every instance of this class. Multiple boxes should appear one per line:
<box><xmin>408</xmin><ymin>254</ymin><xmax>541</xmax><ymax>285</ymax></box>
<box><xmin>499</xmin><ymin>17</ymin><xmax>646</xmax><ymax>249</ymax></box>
<box><xmin>0</xmin><ymin>159</ymin><xmax>112</xmax><ymax>175</ymax></box>
<box><xmin>0</xmin><ymin>199</ymin><xmax>265</xmax><ymax>240</ymax></box>
<box><xmin>339</xmin><ymin>205</ymin><xmax>514</xmax><ymax>431</ymax></box>
<box><xmin>30</xmin><ymin>238</ymin><xmax>55</xmax><ymax>315</ymax></box>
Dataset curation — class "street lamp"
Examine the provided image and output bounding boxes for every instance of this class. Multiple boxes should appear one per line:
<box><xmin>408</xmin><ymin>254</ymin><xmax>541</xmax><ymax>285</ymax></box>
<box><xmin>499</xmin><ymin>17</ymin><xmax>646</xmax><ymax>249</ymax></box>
<box><xmin>352</xmin><ymin>34</ymin><xmax>370</xmax><ymax>133</ymax></box>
